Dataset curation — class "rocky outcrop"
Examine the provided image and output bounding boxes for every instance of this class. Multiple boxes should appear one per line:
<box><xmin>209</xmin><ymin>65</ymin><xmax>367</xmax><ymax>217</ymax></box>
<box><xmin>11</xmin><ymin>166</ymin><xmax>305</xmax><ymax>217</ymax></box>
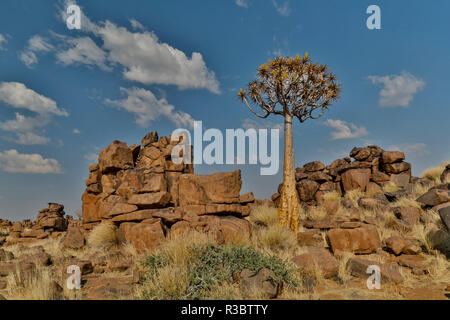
<box><xmin>272</xmin><ymin>146</ymin><xmax>412</xmax><ymax>206</ymax></box>
<box><xmin>81</xmin><ymin>132</ymin><xmax>254</xmax><ymax>250</ymax></box>
<box><xmin>1</xmin><ymin>203</ymin><xmax>71</xmax><ymax>246</ymax></box>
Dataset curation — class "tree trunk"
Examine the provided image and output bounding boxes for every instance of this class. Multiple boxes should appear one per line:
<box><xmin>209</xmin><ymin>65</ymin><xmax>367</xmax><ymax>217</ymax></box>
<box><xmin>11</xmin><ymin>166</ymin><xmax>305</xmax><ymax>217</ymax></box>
<box><xmin>278</xmin><ymin>113</ymin><xmax>300</xmax><ymax>232</ymax></box>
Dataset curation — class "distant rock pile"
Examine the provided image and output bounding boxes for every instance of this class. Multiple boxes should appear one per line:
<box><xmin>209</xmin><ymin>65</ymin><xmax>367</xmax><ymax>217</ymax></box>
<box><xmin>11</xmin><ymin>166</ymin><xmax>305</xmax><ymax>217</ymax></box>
<box><xmin>0</xmin><ymin>203</ymin><xmax>70</xmax><ymax>246</ymax></box>
<box><xmin>82</xmin><ymin>132</ymin><xmax>254</xmax><ymax>250</ymax></box>
<box><xmin>272</xmin><ymin>146</ymin><xmax>413</xmax><ymax>206</ymax></box>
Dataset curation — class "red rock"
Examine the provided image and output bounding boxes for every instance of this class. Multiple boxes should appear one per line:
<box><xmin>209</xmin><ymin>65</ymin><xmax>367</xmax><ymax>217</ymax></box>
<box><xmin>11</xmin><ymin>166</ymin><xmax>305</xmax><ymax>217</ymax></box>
<box><xmin>326</xmin><ymin>225</ymin><xmax>381</xmax><ymax>254</ymax></box>
<box><xmin>127</xmin><ymin>192</ymin><xmax>171</xmax><ymax>209</ymax></box>
<box><xmin>98</xmin><ymin>140</ymin><xmax>134</xmax><ymax>173</ymax></box>
<box><xmin>417</xmin><ymin>189</ymin><xmax>450</xmax><ymax>207</ymax></box>
<box><xmin>296</xmin><ymin>179</ymin><xmax>319</xmax><ymax>202</ymax></box>
<box><xmin>178</xmin><ymin>171</ymin><xmax>241</xmax><ymax>206</ymax></box>
<box><xmin>346</xmin><ymin>257</ymin><xmax>403</xmax><ymax>284</ymax></box>
<box><xmin>239</xmin><ymin>192</ymin><xmax>255</xmax><ymax>204</ymax></box>
<box><xmin>383</xmin><ymin>162</ymin><xmax>411</xmax><ymax>174</ymax></box>
<box><xmin>304</xmin><ymin>161</ymin><xmax>325</xmax><ymax>172</ymax></box>
<box><xmin>394</xmin><ymin>207</ymin><xmax>420</xmax><ymax>225</ymax></box>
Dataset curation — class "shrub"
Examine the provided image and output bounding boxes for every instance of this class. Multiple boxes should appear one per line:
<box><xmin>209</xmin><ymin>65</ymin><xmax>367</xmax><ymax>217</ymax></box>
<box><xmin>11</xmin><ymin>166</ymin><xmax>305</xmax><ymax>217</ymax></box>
<box><xmin>139</xmin><ymin>243</ymin><xmax>299</xmax><ymax>300</ymax></box>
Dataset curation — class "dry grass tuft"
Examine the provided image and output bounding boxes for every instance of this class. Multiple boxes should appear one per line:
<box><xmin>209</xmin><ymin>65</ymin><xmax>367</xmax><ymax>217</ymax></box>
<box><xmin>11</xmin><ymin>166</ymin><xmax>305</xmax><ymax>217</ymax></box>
<box><xmin>421</xmin><ymin>161</ymin><xmax>450</xmax><ymax>183</ymax></box>
<box><xmin>249</xmin><ymin>205</ymin><xmax>278</xmax><ymax>227</ymax></box>
<box><xmin>382</xmin><ymin>182</ymin><xmax>402</xmax><ymax>193</ymax></box>
<box><xmin>87</xmin><ymin>220</ymin><xmax>119</xmax><ymax>249</ymax></box>
<box><xmin>253</xmin><ymin>224</ymin><xmax>297</xmax><ymax>252</ymax></box>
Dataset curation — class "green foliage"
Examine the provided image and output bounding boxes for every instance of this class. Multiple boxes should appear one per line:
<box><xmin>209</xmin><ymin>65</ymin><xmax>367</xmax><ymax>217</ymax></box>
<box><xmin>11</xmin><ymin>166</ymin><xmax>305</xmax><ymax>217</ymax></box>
<box><xmin>140</xmin><ymin>243</ymin><xmax>299</xmax><ymax>300</ymax></box>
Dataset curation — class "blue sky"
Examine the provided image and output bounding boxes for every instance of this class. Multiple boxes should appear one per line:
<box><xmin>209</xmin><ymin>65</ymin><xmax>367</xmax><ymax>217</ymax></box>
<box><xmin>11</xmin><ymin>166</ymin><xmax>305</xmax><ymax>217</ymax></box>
<box><xmin>0</xmin><ymin>0</ymin><xmax>449</xmax><ymax>220</ymax></box>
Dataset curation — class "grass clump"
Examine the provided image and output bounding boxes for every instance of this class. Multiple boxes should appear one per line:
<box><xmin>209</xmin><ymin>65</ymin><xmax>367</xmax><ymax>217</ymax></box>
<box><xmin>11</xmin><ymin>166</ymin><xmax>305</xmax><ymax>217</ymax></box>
<box><xmin>249</xmin><ymin>205</ymin><xmax>278</xmax><ymax>227</ymax></box>
<box><xmin>421</xmin><ymin>161</ymin><xmax>450</xmax><ymax>183</ymax></box>
<box><xmin>139</xmin><ymin>243</ymin><xmax>299</xmax><ymax>300</ymax></box>
<box><xmin>87</xmin><ymin>220</ymin><xmax>119</xmax><ymax>249</ymax></box>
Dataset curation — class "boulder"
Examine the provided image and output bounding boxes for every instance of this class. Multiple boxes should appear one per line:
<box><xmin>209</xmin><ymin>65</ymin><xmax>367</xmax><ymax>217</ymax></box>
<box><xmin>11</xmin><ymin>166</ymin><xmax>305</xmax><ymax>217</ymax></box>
<box><xmin>62</xmin><ymin>226</ymin><xmax>85</xmax><ymax>250</ymax></box>
<box><xmin>393</xmin><ymin>207</ymin><xmax>420</xmax><ymax>225</ymax></box>
<box><xmin>341</xmin><ymin>169</ymin><xmax>371</xmax><ymax>192</ymax></box>
<box><xmin>297</xmin><ymin>230</ymin><xmax>324</xmax><ymax>247</ymax></box>
<box><xmin>346</xmin><ymin>257</ymin><xmax>403</xmax><ymax>284</ymax></box>
<box><xmin>383</xmin><ymin>162</ymin><xmax>411</xmax><ymax>174</ymax></box>
<box><xmin>98</xmin><ymin>140</ymin><xmax>134</xmax><ymax>173</ymax></box>
<box><xmin>304</xmin><ymin>161</ymin><xmax>325</xmax><ymax>172</ymax></box>
<box><xmin>292</xmin><ymin>247</ymin><xmax>339</xmax><ymax>279</ymax></box>
<box><xmin>390</xmin><ymin>171</ymin><xmax>411</xmax><ymax>188</ymax></box>
<box><xmin>438</xmin><ymin>205</ymin><xmax>450</xmax><ymax>231</ymax></box>
<box><xmin>178</xmin><ymin>171</ymin><xmax>241</xmax><ymax>206</ymax></box>
<box><xmin>141</xmin><ymin>131</ymin><xmax>159</xmax><ymax>147</ymax></box>
<box><xmin>326</xmin><ymin>225</ymin><xmax>381</xmax><ymax>254</ymax></box>
<box><xmin>417</xmin><ymin>189</ymin><xmax>450</xmax><ymax>207</ymax></box>
<box><xmin>239</xmin><ymin>268</ymin><xmax>280</xmax><ymax>299</ymax></box>
<box><xmin>296</xmin><ymin>180</ymin><xmax>319</xmax><ymax>202</ymax></box>
<box><xmin>127</xmin><ymin>192</ymin><xmax>171</xmax><ymax>209</ymax></box>
<box><xmin>441</xmin><ymin>164</ymin><xmax>450</xmax><ymax>182</ymax></box>
<box><xmin>382</xmin><ymin>151</ymin><xmax>405</xmax><ymax>164</ymax></box>
<box><xmin>120</xmin><ymin>220</ymin><xmax>165</xmax><ymax>250</ymax></box>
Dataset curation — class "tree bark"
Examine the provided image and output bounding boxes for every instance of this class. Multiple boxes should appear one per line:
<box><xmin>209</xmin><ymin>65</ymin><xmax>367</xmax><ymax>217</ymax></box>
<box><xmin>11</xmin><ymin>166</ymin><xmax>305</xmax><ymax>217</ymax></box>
<box><xmin>278</xmin><ymin>113</ymin><xmax>300</xmax><ymax>232</ymax></box>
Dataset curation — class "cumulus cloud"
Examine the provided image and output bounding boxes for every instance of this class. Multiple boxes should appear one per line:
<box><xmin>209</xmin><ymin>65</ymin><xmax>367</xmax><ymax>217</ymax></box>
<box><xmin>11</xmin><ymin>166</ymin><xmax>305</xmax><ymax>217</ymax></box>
<box><xmin>106</xmin><ymin>87</ymin><xmax>195</xmax><ymax>129</ymax></box>
<box><xmin>73</xmin><ymin>128</ymin><xmax>81</xmax><ymax>134</ymax></box>
<box><xmin>324</xmin><ymin>119</ymin><xmax>368</xmax><ymax>140</ymax></box>
<box><xmin>368</xmin><ymin>71</ymin><xmax>425</xmax><ymax>107</ymax></box>
<box><xmin>0</xmin><ymin>34</ymin><xmax>8</xmax><ymax>50</ymax></box>
<box><xmin>56</xmin><ymin>2</ymin><xmax>220</xmax><ymax>93</ymax></box>
<box><xmin>0</xmin><ymin>82</ymin><xmax>68</xmax><ymax>116</ymax></box>
<box><xmin>19</xmin><ymin>35</ymin><xmax>54</xmax><ymax>68</ymax></box>
<box><xmin>0</xmin><ymin>149</ymin><xmax>62</xmax><ymax>174</ymax></box>
<box><xmin>55</xmin><ymin>36</ymin><xmax>111</xmax><ymax>71</ymax></box>
<box><xmin>273</xmin><ymin>0</ymin><xmax>291</xmax><ymax>16</ymax></box>
<box><xmin>84</xmin><ymin>152</ymin><xmax>98</xmax><ymax>163</ymax></box>
<box><xmin>0</xmin><ymin>82</ymin><xmax>67</xmax><ymax>145</ymax></box>
<box><xmin>235</xmin><ymin>0</ymin><xmax>250</xmax><ymax>8</ymax></box>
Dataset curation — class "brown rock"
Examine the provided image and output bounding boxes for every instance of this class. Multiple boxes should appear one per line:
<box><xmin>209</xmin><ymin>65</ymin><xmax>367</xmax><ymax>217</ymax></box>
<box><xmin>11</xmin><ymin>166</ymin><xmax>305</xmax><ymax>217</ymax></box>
<box><xmin>178</xmin><ymin>170</ymin><xmax>241</xmax><ymax>206</ymax></box>
<box><xmin>384</xmin><ymin>236</ymin><xmax>406</xmax><ymax>256</ymax></box>
<box><xmin>292</xmin><ymin>247</ymin><xmax>339</xmax><ymax>279</ymax></box>
<box><xmin>341</xmin><ymin>168</ymin><xmax>371</xmax><ymax>192</ymax></box>
<box><xmin>370</xmin><ymin>170</ymin><xmax>391</xmax><ymax>184</ymax></box>
<box><xmin>62</xmin><ymin>226</ymin><xmax>85</xmax><ymax>249</ymax></box>
<box><xmin>141</xmin><ymin>132</ymin><xmax>159</xmax><ymax>147</ymax></box>
<box><xmin>296</xmin><ymin>179</ymin><xmax>319</xmax><ymax>202</ymax></box>
<box><xmin>357</xmin><ymin>197</ymin><xmax>389</xmax><ymax>210</ymax></box>
<box><xmin>394</xmin><ymin>207</ymin><xmax>420</xmax><ymax>225</ymax></box>
<box><xmin>326</xmin><ymin>225</ymin><xmax>381</xmax><ymax>254</ymax></box>
<box><xmin>441</xmin><ymin>164</ymin><xmax>450</xmax><ymax>182</ymax></box>
<box><xmin>240</xmin><ymin>268</ymin><xmax>280</xmax><ymax>299</ymax></box>
<box><xmin>382</xmin><ymin>151</ymin><xmax>405</xmax><ymax>164</ymax></box>
<box><xmin>111</xmin><ymin>210</ymin><xmax>156</xmax><ymax>223</ymax></box>
<box><xmin>417</xmin><ymin>189</ymin><xmax>450</xmax><ymax>207</ymax></box>
<box><xmin>390</xmin><ymin>171</ymin><xmax>411</xmax><ymax>188</ymax></box>
<box><xmin>304</xmin><ymin>161</ymin><xmax>325</xmax><ymax>172</ymax></box>
<box><xmin>383</xmin><ymin>162</ymin><xmax>411</xmax><ymax>174</ymax></box>
<box><xmin>151</xmin><ymin>207</ymin><xmax>183</xmax><ymax>224</ymax></box>
<box><xmin>123</xmin><ymin>221</ymin><xmax>165</xmax><ymax>250</ymax></box>
<box><xmin>98</xmin><ymin>140</ymin><xmax>134</xmax><ymax>173</ymax></box>
<box><xmin>297</xmin><ymin>230</ymin><xmax>323</xmax><ymax>247</ymax></box>
<box><xmin>127</xmin><ymin>192</ymin><xmax>171</xmax><ymax>209</ymax></box>
<box><xmin>347</xmin><ymin>257</ymin><xmax>403</xmax><ymax>284</ymax></box>
<box><xmin>239</xmin><ymin>192</ymin><xmax>255</xmax><ymax>204</ymax></box>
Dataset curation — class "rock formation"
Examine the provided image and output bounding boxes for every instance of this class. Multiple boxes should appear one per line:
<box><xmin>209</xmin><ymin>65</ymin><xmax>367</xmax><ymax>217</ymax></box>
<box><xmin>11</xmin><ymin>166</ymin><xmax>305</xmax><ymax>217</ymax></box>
<box><xmin>272</xmin><ymin>146</ymin><xmax>413</xmax><ymax>206</ymax></box>
<box><xmin>81</xmin><ymin>132</ymin><xmax>254</xmax><ymax>250</ymax></box>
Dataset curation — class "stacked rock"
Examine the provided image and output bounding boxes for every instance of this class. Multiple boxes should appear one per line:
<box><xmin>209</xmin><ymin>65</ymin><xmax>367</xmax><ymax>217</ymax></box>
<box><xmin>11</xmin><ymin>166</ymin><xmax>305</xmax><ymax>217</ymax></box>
<box><xmin>272</xmin><ymin>146</ymin><xmax>412</xmax><ymax>206</ymax></box>
<box><xmin>82</xmin><ymin>132</ymin><xmax>255</xmax><ymax>250</ymax></box>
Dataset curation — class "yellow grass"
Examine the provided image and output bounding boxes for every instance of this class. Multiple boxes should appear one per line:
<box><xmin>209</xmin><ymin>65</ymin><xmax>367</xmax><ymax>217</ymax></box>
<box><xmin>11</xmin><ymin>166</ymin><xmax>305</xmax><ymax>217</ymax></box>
<box><xmin>253</xmin><ymin>224</ymin><xmax>297</xmax><ymax>252</ymax></box>
<box><xmin>249</xmin><ymin>205</ymin><xmax>278</xmax><ymax>227</ymax></box>
<box><xmin>421</xmin><ymin>161</ymin><xmax>450</xmax><ymax>183</ymax></box>
<box><xmin>87</xmin><ymin>220</ymin><xmax>119</xmax><ymax>249</ymax></box>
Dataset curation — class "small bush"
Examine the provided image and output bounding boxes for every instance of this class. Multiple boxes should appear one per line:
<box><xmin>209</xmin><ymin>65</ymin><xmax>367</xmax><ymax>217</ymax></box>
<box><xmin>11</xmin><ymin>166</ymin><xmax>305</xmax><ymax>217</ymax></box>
<box><xmin>87</xmin><ymin>220</ymin><xmax>119</xmax><ymax>249</ymax></box>
<box><xmin>139</xmin><ymin>243</ymin><xmax>299</xmax><ymax>300</ymax></box>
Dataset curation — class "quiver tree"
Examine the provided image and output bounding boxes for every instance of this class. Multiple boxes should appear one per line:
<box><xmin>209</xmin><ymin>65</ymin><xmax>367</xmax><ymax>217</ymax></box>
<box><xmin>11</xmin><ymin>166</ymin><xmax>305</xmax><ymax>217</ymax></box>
<box><xmin>238</xmin><ymin>53</ymin><xmax>341</xmax><ymax>232</ymax></box>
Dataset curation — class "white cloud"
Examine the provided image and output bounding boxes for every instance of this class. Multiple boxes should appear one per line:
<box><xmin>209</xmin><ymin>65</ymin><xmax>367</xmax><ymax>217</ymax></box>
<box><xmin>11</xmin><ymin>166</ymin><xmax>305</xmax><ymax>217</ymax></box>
<box><xmin>0</xmin><ymin>82</ymin><xmax>68</xmax><ymax>145</ymax></box>
<box><xmin>56</xmin><ymin>2</ymin><xmax>220</xmax><ymax>93</ymax></box>
<box><xmin>129</xmin><ymin>18</ymin><xmax>145</xmax><ymax>31</ymax></box>
<box><xmin>242</xmin><ymin>118</ymin><xmax>283</xmax><ymax>131</ymax></box>
<box><xmin>0</xmin><ymin>82</ymin><xmax>68</xmax><ymax>116</ymax></box>
<box><xmin>106</xmin><ymin>87</ymin><xmax>195</xmax><ymax>129</ymax></box>
<box><xmin>324</xmin><ymin>119</ymin><xmax>368</xmax><ymax>140</ymax></box>
<box><xmin>0</xmin><ymin>34</ymin><xmax>8</xmax><ymax>50</ymax></box>
<box><xmin>273</xmin><ymin>0</ymin><xmax>291</xmax><ymax>16</ymax></box>
<box><xmin>368</xmin><ymin>71</ymin><xmax>425</xmax><ymax>107</ymax></box>
<box><xmin>19</xmin><ymin>35</ymin><xmax>53</xmax><ymax>68</ymax></box>
<box><xmin>388</xmin><ymin>143</ymin><xmax>430</xmax><ymax>157</ymax></box>
<box><xmin>73</xmin><ymin>128</ymin><xmax>81</xmax><ymax>134</ymax></box>
<box><xmin>0</xmin><ymin>149</ymin><xmax>62</xmax><ymax>174</ymax></box>
<box><xmin>56</xmin><ymin>36</ymin><xmax>111</xmax><ymax>71</ymax></box>
<box><xmin>235</xmin><ymin>0</ymin><xmax>250</xmax><ymax>8</ymax></box>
